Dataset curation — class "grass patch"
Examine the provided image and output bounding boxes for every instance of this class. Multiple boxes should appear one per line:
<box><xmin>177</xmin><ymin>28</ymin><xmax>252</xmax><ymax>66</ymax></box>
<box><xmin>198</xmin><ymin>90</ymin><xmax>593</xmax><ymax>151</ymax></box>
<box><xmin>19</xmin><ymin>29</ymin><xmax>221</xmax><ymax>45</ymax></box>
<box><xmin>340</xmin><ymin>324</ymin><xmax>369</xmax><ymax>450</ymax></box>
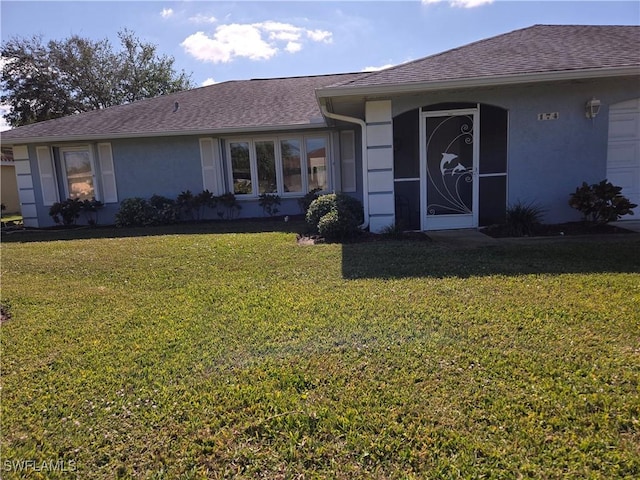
<box><xmin>1</xmin><ymin>224</ymin><xmax>639</xmax><ymax>478</ymax></box>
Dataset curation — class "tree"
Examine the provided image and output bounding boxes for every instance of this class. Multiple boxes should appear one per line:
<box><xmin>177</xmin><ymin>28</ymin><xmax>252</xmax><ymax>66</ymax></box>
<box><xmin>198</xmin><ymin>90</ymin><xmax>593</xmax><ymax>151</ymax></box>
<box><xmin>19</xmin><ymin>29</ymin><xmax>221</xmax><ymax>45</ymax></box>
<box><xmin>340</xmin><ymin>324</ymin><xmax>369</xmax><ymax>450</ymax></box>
<box><xmin>1</xmin><ymin>30</ymin><xmax>193</xmax><ymax>127</ymax></box>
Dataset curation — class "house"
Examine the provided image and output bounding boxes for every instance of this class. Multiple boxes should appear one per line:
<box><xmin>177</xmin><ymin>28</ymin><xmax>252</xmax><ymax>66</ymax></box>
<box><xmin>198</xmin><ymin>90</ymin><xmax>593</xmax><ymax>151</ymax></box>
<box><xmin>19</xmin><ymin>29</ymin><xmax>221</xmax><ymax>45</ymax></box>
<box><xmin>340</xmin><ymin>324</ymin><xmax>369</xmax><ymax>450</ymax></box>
<box><xmin>1</xmin><ymin>147</ymin><xmax>21</xmax><ymax>215</ymax></box>
<box><xmin>1</xmin><ymin>25</ymin><xmax>639</xmax><ymax>231</ymax></box>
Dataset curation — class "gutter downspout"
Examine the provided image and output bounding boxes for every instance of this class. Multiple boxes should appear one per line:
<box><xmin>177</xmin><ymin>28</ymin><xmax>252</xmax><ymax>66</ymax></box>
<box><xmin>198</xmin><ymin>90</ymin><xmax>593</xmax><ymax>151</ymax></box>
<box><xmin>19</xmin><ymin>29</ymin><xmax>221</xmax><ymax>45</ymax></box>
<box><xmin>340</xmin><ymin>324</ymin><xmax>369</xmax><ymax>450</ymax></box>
<box><xmin>319</xmin><ymin>103</ymin><xmax>369</xmax><ymax>230</ymax></box>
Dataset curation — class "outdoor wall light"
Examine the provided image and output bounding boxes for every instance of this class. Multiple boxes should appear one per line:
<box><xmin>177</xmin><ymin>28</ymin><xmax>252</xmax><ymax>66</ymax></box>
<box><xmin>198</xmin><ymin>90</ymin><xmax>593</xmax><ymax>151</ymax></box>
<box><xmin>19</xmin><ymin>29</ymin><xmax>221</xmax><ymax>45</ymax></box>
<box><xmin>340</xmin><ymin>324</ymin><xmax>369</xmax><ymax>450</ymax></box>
<box><xmin>585</xmin><ymin>97</ymin><xmax>601</xmax><ymax>119</ymax></box>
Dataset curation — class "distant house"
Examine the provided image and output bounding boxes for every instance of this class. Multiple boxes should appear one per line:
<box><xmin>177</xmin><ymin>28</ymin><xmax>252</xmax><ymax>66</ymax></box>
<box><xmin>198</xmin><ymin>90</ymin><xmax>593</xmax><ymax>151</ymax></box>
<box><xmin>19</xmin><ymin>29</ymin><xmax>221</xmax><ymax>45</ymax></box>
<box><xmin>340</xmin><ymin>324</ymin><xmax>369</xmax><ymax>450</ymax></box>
<box><xmin>2</xmin><ymin>25</ymin><xmax>639</xmax><ymax>231</ymax></box>
<box><xmin>1</xmin><ymin>147</ymin><xmax>21</xmax><ymax>215</ymax></box>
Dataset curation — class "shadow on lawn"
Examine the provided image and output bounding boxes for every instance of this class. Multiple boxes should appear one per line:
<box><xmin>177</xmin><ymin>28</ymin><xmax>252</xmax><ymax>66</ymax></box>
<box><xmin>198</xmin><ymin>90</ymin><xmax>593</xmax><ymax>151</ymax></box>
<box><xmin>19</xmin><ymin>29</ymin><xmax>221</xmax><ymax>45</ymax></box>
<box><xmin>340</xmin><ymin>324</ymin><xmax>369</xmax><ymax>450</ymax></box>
<box><xmin>341</xmin><ymin>236</ymin><xmax>640</xmax><ymax>279</ymax></box>
<box><xmin>0</xmin><ymin>217</ymin><xmax>304</xmax><ymax>243</ymax></box>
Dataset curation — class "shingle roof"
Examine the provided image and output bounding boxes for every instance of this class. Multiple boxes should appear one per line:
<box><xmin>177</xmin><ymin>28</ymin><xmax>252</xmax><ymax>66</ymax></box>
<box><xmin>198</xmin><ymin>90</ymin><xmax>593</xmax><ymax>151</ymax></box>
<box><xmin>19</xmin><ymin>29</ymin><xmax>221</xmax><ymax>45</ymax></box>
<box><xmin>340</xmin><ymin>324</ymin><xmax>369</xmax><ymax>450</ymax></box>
<box><xmin>1</xmin><ymin>72</ymin><xmax>365</xmax><ymax>143</ymax></box>
<box><xmin>3</xmin><ymin>25</ymin><xmax>638</xmax><ymax>143</ymax></box>
<box><xmin>323</xmin><ymin>25</ymin><xmax>640</xmax><ymax>91</ymax></box>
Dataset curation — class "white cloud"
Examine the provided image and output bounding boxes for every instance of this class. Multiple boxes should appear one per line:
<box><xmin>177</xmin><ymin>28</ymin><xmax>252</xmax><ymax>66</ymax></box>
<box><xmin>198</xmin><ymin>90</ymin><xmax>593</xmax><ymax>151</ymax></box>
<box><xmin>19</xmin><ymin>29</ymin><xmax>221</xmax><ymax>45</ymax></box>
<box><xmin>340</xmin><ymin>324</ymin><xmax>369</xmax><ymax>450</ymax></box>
<box><xmin>307</xmin><ymin>29</ymin><xmax>333</xmax><ymax>43</ymax></box>
<box><xmin>182</xmin><ymin>25</ymin><xmax>277</xmax><ymax>63</ymax></box>
<box><xmin>160</xmin><ymin>8</ymin><xmax>174</xmax><ymax>19</ymax></box>
<box><xmin>189</xmin><ymin>14</ymin><xmax>217</xmax><ymax>24</ymax></box>
<box><xmin>285</xmin><ymin>42</ymin><xmax>303</xmax><ymax>53</ymax></box>
<box><xmin>422</xmin><ymin>0</ymin><xmax>494</xmax><ymax>7</ymax></box>
<box><xmin>361</xmin><ymin>63</ymin><xmax>395</xmax><ymax>72</ymax></box>
<box><xmin>201</xmin><ymin>78</ymin><xmax>217</xmax><ymax>87</ymax></box>
<box><xmin>0</xmin><ymin>105</ymin><xmax>11</xmax><ymax>132</ymax></box>
<box><xmin>261</xmin><ymin>21</ymin><xmax>302</xmax><ymax>40</ymax></box>
<box><xmin>182</xmin><ymin>21</ymin><xmax>334</xmax><ymax>64</ymax></box>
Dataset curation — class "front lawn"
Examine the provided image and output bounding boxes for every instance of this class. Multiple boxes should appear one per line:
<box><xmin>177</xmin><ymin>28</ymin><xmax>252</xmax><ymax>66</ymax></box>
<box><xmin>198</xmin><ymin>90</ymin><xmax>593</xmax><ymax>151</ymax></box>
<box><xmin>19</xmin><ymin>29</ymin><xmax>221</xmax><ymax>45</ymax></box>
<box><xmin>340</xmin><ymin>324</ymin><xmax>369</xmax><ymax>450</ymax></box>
<box><xmin>1</xmin><ymin>224</ymin><xmax>639</xmax><ymax>478</ymax></box>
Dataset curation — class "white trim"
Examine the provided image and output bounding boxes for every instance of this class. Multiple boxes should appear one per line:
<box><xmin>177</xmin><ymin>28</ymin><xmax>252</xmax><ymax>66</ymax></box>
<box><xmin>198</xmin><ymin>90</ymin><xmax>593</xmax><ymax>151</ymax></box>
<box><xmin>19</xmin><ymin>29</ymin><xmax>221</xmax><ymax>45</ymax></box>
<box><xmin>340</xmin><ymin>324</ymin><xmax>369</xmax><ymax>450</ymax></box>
<box><xmin>253</xmin><ymin>137</ymin><xmax>278</xmax><ymax>195</ymax></box>
<box><xmin>340</xmin><ymin>130</ymin><xmax>357</xmax><ymax>192</ymax></box>
<box><xmin>97</xmin><ymin>143</ymin><xmax>118</xmax><ymax>203</ymax></box>
<box><xmin>304</xmin><ymin>134</ymin><xmax>331</xmax><ymax>193</ymax></box>
<box><xmin>59</xmin><ymin>146</ymin><xmax>98</xmax><ymax>201</ymax></box>
<box><xmin>279</xmin><ymin>136</ymin><xmax>305</xmax><ymax>196</ymax></box>
<box><xmin>224</xmin><ymin>133</ymin><xmax>332</xmax><ymax>198</ymax></box>
<box><xmin>36</xmin><ymin>146</ymin><xmax>59</xmax><ymax>206</ymax></box>
<box><xmin>317</xmin><ymin>66</ymin><xmax>640</xmax><ymax>99</ymax></box>
<box><xmin>199</xmin><ymin>137</ymin><xmax>225</xmax><ymax>195</ymax></box>
<box><xmin>12</xmin><ymin>145</ymin><xmax>29</xmax><ymax>160</ymax></box>
<box><xmin>226</xmin><ymin>138</ymin><xmax>254</xmax><ymax>197</ymax></box>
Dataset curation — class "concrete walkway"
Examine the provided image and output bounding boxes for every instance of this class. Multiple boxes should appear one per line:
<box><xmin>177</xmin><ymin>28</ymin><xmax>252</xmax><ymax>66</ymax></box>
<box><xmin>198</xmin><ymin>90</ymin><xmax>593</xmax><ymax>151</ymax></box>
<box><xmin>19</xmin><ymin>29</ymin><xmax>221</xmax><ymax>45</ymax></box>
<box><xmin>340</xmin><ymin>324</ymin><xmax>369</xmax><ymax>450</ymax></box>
<box><xmin>427</xmin><ymin>229</ymin><xmax>498</xmax><ymax>246</ymax></box>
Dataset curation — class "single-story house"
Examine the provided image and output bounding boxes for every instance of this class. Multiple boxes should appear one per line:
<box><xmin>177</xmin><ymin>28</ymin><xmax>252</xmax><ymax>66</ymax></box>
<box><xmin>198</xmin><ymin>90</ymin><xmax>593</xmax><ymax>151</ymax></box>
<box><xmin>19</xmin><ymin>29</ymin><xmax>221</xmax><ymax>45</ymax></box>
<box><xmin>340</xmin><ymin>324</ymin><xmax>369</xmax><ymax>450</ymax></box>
<box><xmin>2</xmin><ymin>24</ymin><xmax>639</xmax><ymax>231</ymax></box>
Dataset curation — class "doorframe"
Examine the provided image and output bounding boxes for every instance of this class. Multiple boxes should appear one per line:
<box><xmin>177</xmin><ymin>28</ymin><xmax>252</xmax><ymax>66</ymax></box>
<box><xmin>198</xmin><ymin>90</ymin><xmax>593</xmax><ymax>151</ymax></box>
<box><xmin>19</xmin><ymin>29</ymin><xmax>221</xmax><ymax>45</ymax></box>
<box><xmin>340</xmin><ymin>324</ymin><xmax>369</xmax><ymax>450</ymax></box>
<box><xmin>419</xmin><ymin>106</ymin><xmax>480</xmax><ymax>230</ymax></box>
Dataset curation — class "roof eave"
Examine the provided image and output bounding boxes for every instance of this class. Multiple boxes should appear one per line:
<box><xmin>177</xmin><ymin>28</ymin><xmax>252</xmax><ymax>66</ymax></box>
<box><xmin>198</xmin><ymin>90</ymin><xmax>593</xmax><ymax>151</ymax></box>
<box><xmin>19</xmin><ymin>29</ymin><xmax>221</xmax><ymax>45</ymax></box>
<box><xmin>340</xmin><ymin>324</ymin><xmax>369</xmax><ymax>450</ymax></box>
<box><xmin>0</xmin><ymin>121</ymin><xmax>329</xmax><ymax>146</ymax></box>
<box><xmin>316</xmin><ymin>66</ymin><xmax>640</xmax><ymax>98</ymax></box>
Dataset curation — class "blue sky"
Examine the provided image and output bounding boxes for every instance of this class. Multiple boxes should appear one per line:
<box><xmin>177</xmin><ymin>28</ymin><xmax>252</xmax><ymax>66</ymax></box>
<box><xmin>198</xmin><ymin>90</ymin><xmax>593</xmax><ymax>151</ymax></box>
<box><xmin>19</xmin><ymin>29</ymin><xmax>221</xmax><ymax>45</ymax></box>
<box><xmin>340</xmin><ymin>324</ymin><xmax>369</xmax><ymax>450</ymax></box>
<box><xmin>1</xmin><ymin>1</ymin><xmax>638</xmax><ymax>128</ymax></box>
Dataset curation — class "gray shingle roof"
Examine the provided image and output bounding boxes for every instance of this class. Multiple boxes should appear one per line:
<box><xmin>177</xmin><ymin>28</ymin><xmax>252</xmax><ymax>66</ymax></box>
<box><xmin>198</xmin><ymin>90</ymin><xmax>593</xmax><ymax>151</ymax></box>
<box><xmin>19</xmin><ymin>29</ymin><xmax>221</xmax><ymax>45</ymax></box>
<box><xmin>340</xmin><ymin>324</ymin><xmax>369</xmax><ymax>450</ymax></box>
<box><xmin>323</xmin><ymin>25</ymin><xmax>640</xmax><ymax>91</ymax></box>
<box><xmin>1</xmin><ymin>72</ymin><xmax>365</xmax><ymax>143</ymax></box>
<box><xmin>3</xmin><ymin>25</ymin><xmax>638</xmax><ymax>143</ymax></box>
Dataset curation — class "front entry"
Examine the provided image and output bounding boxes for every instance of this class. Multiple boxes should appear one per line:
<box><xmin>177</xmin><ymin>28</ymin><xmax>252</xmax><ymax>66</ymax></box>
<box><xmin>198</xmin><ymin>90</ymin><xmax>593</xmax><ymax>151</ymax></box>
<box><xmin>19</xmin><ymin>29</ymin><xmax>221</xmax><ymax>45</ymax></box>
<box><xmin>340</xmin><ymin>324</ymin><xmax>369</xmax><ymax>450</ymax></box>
<box><xmin>393</xmin><ymin>104</ymin><xmax>507</xmax><ymax>231</ymax></box>
<box><xmin>421</xmin><ymin>108</ymin><xmax>478</xmax><ymax>230</ymax></box>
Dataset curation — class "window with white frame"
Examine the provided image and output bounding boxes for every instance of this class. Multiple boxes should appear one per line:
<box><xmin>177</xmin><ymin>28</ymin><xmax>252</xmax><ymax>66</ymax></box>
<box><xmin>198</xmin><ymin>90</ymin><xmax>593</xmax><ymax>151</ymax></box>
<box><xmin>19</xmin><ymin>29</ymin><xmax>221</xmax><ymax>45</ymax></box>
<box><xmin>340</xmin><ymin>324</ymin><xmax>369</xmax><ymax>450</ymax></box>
<box><xmin>59</xmin><ymin>146</ymin><xmax>97</xmax><ymax>201</ymax></box>
<box><xmin>225</xmin><ymin>134</ymin><xmax>330</xmax><ymax>196</ymax></box>
<box><xmin>280</xmin><ymin>139</ymin><xmax>303</xmax><ymax>193</ymax></box>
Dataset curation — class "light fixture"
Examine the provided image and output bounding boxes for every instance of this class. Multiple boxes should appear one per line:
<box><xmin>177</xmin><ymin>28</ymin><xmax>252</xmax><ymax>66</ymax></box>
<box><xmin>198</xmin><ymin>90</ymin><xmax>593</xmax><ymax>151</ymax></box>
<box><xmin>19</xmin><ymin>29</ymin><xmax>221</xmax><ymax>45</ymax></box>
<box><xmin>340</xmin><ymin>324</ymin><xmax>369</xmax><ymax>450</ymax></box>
<box><xmin>585</xmin><ymin>97</ymin><xmax>601</xmax><ymax>119</ymax></box>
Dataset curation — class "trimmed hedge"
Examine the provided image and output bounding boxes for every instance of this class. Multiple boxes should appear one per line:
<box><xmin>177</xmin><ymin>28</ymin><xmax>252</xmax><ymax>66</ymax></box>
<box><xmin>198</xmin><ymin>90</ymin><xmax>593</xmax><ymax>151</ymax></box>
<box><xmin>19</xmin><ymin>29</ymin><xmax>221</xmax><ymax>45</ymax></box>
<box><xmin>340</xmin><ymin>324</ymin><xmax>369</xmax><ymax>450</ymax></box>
<box><xmin>306</xmin><ymin>193</ymin><xmax>364</xmax><ymax>241</ymax></box>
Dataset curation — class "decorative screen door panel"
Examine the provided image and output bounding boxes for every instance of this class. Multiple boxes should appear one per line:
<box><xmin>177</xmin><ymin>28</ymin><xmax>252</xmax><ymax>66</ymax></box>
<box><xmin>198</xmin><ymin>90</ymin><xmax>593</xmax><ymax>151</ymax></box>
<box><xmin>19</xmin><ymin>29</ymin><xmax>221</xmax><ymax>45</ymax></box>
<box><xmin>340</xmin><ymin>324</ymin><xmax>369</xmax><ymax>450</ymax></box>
<box><xmin>423</xmin><ymin>111</ymin><xmax>478</xmax><ymax>229</ymax></box>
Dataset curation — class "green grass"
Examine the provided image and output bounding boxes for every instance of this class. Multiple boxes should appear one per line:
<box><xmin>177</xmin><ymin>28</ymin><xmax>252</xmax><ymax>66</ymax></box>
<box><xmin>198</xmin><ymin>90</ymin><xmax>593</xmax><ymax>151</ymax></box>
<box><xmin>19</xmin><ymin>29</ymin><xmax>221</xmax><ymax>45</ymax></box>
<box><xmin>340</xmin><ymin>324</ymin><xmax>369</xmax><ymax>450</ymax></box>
<box><xmin>1</xmin><ymin>223</ymin><xmax>639</xmax><ymax>478</ymax></box>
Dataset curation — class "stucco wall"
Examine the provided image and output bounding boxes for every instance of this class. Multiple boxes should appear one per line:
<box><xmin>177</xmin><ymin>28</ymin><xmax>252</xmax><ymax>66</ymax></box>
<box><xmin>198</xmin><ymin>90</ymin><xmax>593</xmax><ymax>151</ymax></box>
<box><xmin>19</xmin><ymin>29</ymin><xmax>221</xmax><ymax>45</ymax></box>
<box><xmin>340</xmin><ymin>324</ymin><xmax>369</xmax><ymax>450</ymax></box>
<box><xmin>390</xmin><ymin>76</ymin><xmax>639</xmax><ymax>223</ymax></box>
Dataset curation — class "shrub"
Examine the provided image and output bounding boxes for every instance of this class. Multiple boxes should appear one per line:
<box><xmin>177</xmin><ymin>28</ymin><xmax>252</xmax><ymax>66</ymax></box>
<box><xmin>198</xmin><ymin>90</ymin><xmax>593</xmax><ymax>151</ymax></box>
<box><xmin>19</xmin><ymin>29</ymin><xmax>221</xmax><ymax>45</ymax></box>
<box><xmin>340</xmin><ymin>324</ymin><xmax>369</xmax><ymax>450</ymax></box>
<box><xmin>216</xmin><ymin>193</ymin><xmax>241</xmax><ymax>220</ymax></box>
<box><xmin>115</xmin><ymin>198</ymin><xmax>155</xmax><ymax>227</ymax></box>
<box><xmin>317</xmin><ymin>209</ymin><xmax>361</xmax><ymax>241</ymax></box>
<box><xmin>380</xmin><ymin>222</ymin><xmax>407</xmax><ymax>239</ymax></box>
<box><xmin>176</xmin><ymin>190</ymin><xmax>196</xmax><ymax>220</ymax></box>
<box><xmin>569</xmin><ymin>180</ymin><xmax>637</xmax><ymax>225</ymax></box>
<box><xmin>195</xmin><ymin>190</ymin><xmax>216</xmax><ymax>220</ymax></box>
<box><xmin>149</xmin><ymin>195</ymin><xmax>179</xmax><ymax>224</ymax></box>
<box><xmin>49</xmin><ymin>198</ymin><xmax>83</xmax><ymax>226</ymax></box>
<box><xmin>258</xmin><ymin>193</ymin><xmax>281</xmax><ymax>217</ymax></box>
<box><xmin>81</xmin><ymin>199</ymin><xmax>104</xmax><ymax>226</ymax></box>
<box><xmin>306</xmin><ymin>193</ymin><xmax>364</xmax><ymax>241</ymax></box>
<box><xmin>505</xmin><ymin>201</ymin><xmax>545</xmax><ymax>237</ymax></box>
<box><xmin>298</xmin><ymin>188</ymin><xmax>322</xmax><ymax>215</ymax></box>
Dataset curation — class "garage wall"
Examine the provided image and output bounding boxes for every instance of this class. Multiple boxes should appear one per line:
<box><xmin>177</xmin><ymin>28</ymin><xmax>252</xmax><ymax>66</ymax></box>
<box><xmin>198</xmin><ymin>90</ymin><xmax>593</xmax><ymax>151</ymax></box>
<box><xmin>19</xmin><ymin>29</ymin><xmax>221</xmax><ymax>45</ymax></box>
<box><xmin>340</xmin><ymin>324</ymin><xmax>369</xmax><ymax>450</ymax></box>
<box><xmin>607</xmin><ymin>98</ymin><xmax>640</xmax><ymax>216</ymax></box>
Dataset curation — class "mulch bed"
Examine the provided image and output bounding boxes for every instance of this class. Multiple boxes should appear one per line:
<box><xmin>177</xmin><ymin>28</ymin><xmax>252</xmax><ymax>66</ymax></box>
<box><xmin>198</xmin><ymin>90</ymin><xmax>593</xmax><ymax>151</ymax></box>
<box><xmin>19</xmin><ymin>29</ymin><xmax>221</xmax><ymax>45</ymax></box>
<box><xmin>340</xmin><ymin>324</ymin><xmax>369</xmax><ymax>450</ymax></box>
<box><xmin>299</xmin><ymin>222</ymin><xmax>635</xmax><ymax>244</ymax></box>
<box><xmin>480</xmin><ymin>221</ymin><xmax>634</xmax><ymax>238</ymax></box>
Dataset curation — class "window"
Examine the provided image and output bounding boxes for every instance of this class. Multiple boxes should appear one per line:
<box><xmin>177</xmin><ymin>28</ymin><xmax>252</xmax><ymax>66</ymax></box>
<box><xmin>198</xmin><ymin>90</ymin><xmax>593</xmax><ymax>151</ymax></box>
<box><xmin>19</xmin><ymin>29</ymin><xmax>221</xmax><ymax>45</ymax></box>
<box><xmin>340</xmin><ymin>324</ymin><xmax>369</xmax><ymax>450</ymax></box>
<box><xmin>281</xmin><ymin>139</ymin><xmax>302</xmax><ymax>193</ymax></box>
<box><xmin>255</xmin><ymin>140</ymin><xmax>277</xmax><ymax>193</ymax></box>
<box><xmin>306</xmin><ymin>137</ymin><xmax>328</xmax><ymax>191</ymax></box>
<box><xmin>60</xmin><ymin>147</ymin><xmax>96</xmax><ymax>200</ymax></box>
<box><xmin>225</xmin><ymin>134</ymin><xmax>330</xmax><ymax>196</ymax></box>
<box><xmin>229</xmin><ymin>141</ymin><xmax>252</xmax><ymax>194</ymax></box>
